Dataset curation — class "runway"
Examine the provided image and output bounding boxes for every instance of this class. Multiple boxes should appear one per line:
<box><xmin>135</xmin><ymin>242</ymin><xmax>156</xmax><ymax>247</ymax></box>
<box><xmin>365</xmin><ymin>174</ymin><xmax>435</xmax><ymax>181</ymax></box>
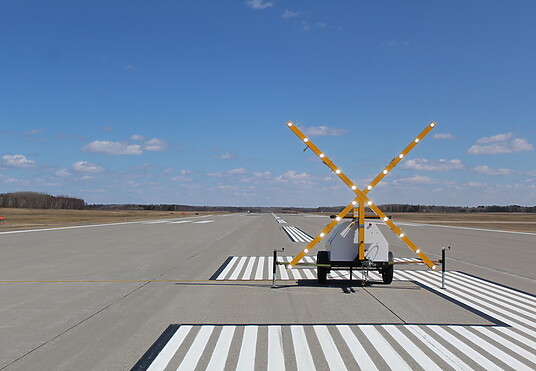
<box><xmin>0</xmin><ymin>213</ymin><xmax>534</xmax><ymax>370</ymax></box>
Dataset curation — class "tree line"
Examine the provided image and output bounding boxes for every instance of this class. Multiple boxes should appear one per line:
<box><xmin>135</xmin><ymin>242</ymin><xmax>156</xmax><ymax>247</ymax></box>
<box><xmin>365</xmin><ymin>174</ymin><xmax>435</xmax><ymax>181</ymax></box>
<box><xmin>1</xmin><ymin>192</ymin><xmax>534</xmax><ymax>213</ymax></box>
<box><xmin>0</xmin><ymin>192</ymin><xmax>85</xmax><ymax>210</ymax></box>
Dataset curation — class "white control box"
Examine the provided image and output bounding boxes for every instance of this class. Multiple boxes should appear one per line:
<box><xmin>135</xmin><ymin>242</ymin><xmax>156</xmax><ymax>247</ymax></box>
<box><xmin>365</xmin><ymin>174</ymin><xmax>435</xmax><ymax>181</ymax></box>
<box><xmin>326</xmin><ymin>221</ymin><xmax>389</xmax><ymax>262</ymax></box>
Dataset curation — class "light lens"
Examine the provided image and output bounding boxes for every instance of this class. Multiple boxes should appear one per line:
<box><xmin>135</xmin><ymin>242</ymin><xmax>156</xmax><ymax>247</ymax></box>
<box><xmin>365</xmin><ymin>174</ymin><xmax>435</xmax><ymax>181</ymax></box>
<box><xmin>287</xmin><ymin>264</ymin><xmax>293</xmax><ymax>269</ymax></box>
<box><xmin>383</xmin><ymin>217</ymin><xmax>388</xmax><ymax>221</ymax></box>
<box><xmin>287</xmin><ymin>122</ymin><xmax>293</xmax><ymax>127</ymax></box>
<box><xmin>367</xmin><ymin>201</ymin><xmax>372</xmax><ymax>206</ymax></box>
<box><xmin>352</xmin><ymin>201</ymin><xmax>357</xmax><ymax>205</ymax></box>
<box><xmin>431</xmin><ymin>265</ymin><xmax>437</xmax><ymax>270</ymax></box>
<box><xmin>320</xmin><ymin>233</ymin><xmax>325</xmax><ymax>237</ymax></box>
<box><xmin>304</xmin><ymin>138</ymin><xmax>309</xmax><ymax>143</ymax></box>
<box><xmin>304</xmin><ymin>249</ymin><xmax>309</xmax><ymax>253</ymax></box>
<box><xmin>415</xmin><ymin>138</ymin><xmax>419</xmax><ymax>143</ymax></box>
<box><xmin>351</xmin><ymin>185</ymin><xmax>356</xmax><ymax>190</ymax></box>
<box><xmin>336</xmin><ymin>217</ymin><xmax>341</xmax><ymax>221</ymax></box>
<box><xmin>367</xmin><ymin>185</ymin><xmax>372</xmax><ymax>190</ymax></box>
<box><xmin>416</xmin><ymin>249</ymin><xmax>421</xmax><ymax>254</ymax></box>
<box><xmin>335</xmin><ymin>169</ymin><xmax>341</xmax><ymax>174</ymax></box>
<box><xmin>431</xmin><ymin>123</ymin><xmax>435</xmax><ymax>127</ymax></box>
<box><xmin>383</xmin><ymin>170</ymin><xmax>388</xmax><ymax>174</ymax></box>
<box><xmin>399</xmin><ymin>154</ymin><xmax>404</xmax><ymax>159</ymax></box>
<box><xmin>399</xmin><ymin>233</ymin><xmax>404</xmax><ymax>237</ymax></box>
<box><xmin>319</xmin><ymin>154</ymin><xmax>324</xmax><ymax>158</ymax></box>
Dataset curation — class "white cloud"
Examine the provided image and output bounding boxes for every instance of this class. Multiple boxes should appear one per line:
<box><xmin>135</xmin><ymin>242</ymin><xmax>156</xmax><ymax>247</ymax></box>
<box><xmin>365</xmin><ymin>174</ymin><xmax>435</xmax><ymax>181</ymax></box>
<box><xmin>393</xmin><ymin>175</ymin><xmax>444</xmax><ymax>185</ymax></box>
<box><xmin>82</xmin><ymin>140</ymin><xmax>143</xmax><ymax>155</ymax></box>
<box><xmin>228</xmin><ymin>168</ymin><xmax>247</xmax><ymax>175</ymax></box>
<box><xmin>275</xmin><ymin>170</ymin><xmax>310</xmax><ymax>183</ymax></box>
<box><xmin>282</xmin><ymin>9</ymin><xmax>301</xmax><ymax>18</ymax></box>
<box><xmin>466</xmin><ymin>181</ymin><xmax>487</xmax><ymax>187</ymax></box>
<box><xmin>217</xmin><ymin>152</ymin><xmax>234</xmax><ymax>160</ymax></box>
<box><xmin>386</xmin><ymin>39</ymin><xmax>411</xmax><ymax>47</ymax></box>
<box><xmin>2</xmin><ymin>154</ymin><xmax>35</xmax><ymax>168</ymax></box>
<box><xmin>72</xmin><ymin>161</ymin><xmax>103</xmax><ymax>173</ymax></box>
<box><xmin>402</xmin><ymin>158</ymin><xmax>464</xmax><ymax>171</ymax></box>
<box><xmin>301</xmin><ymin>126</ymin><xmax>347</xmax><ymax>137</ymax></box>
<box><xmin>468</xmin><ymin>133</ymin><xmax>534</xmax><ymax>154</ymax></box>
<box><xmin>473</xmin><ymin>165</ymin><xmax>514</xmax><ymax>176</ymax></box>
<box><xmin>144</xmin><ymin>138</ymin><xmax>167</xmax><ymax>151</ymax></box>
<box><xmin>476</xmin><ymin>132</ymin><xmax>513</xmax><ymax>144</ymax></box>
<box><xmin>246</xmin><ymin>0</ymin><xmax>273</xmax><ymax>9</ymax></box>
<box><xmin>131</xmin><ymin>134</ymin><xmax>145</xmax><ymax>141</ymax></box>
<box><xmin>55</xmin><ymin>168</ymin><xmax>70</xmax><ymax>177</ymax></box>
<box><xmin>433</xmin><ymin>133</ymin><xmax>454</xmax><ymax>139</ymax></box>
<box><xmin>254</xmin><ymin>171</ymin><xmax>272</xmax><ymax>177</ymax></box>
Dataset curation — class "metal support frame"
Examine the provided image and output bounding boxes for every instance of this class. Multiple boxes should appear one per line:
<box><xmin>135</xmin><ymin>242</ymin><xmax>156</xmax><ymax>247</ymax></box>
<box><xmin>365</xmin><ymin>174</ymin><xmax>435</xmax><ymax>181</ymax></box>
<box><xmin>441</xmin><ymin>246</ymin><xmax>450</xmax><ymax>289</ymax></box>
<box><xmin>272</xmin><ymin>248</ymin><xmax>284</xmax><ymax>288</ymax></box>
<box><xmin>286</xmin><ymin>121</ymin><xmax>439</xmax><ymax>271</ymax></box>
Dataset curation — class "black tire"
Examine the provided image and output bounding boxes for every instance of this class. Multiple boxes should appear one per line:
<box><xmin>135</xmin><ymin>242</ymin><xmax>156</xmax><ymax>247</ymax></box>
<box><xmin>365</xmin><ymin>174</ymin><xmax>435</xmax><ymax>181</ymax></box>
<box><xmin>317</xmin><ymin>251</ymin><xmax>330</xmax><ymax>283</ymax></box>
<box><xmin>382</xmin><ymin>251</ymin><xmax>394</xmax><ymax>284</ymax></box>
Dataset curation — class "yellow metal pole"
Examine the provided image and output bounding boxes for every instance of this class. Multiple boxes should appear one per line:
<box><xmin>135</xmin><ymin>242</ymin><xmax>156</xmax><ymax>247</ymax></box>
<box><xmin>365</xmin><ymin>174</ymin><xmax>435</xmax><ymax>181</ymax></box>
<box><xmin>358</xmin><ymin>201</ymin><xmax>365</xmax><ymax>260</ymax></box>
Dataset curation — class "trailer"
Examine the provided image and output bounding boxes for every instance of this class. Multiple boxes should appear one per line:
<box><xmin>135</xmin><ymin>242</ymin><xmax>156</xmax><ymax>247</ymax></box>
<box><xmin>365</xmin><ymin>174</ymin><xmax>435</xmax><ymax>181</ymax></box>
<box><xmin>282</xmin><ymin>121</ymin><xmax>441</xmax><ymax>284</ymax></box>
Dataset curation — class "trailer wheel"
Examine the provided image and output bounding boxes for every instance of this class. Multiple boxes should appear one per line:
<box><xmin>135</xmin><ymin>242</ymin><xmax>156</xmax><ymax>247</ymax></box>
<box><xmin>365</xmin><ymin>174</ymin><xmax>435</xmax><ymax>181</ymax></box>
<box><xmin>382</xmin><ymin>251</ymin><xmax>394</xmax><ymax>284</ymax></box>
<box><xmin>317</xmin><ymin>251</ymin><xmax>330</xmax><ymax>283</ymax></box>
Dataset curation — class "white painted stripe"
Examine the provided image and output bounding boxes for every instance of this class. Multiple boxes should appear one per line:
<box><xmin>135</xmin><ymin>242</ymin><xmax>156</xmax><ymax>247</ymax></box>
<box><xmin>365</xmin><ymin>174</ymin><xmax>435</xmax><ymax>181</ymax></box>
<box><xmin>206</xmin><ymin>326</ymin><xmax>236</xmax><ymax>371</ymax></box>
<box><xmin>229</xmin><ymin>257</ymin><xmax>247</xmax><ymax>280</ymax></box>
<box><xmin>290</xmin><ymin>326</ymin><xmax>316</xmax><ymax>371</ymax></box>
<box><xmin>450</xmin><ymin>271</ymin><xmax>536</xmax><ymax>307</ymax></box>
<box><xmin>398</xmin><ymin>271</ymin><xmax>536</xmax><ymax>338</ymax></box>
<box><xmin>177</xmin><ymin>325</ymin><xmax>215</xmax><ymax>371</ymax></box>
<box><xmin>405</xmin><ymin>325</ymin><xmax>471</xmax><ymax>371</ymax></box>
<box><xmin>254</xmin><ymin>257</ymin><xmax>265</xmax><ymax>280</ymax></box>
<box><xmin>144</xmin><ymin>220</ymin><xmax>170</xmax><ymax>224</ymax></box>
<box><xmin>277</xmin><ymin>256</ymin><xmax>289</xmax><ymax>280</ymax></box>
<box><xmin>430</xmin><ymin>272</ymin><xmax>536</xmax><ymax>317</ymax></box>
<box><xmin>236</xmin><ymin>326</ymin><xmax>258</xmax><ymax>371</ymax></box>
<box><xmin>336</xmin><ymin>325</ymin><xmax>378</xmax><ymax>371</ymax></box>
<box><xmin>268</xmin><ymin>326</ymin><xmax>285</xmax><ymax>371</ymax></box>
<box><xmin>414</xmin><ymin>272</ymin><xmax>536</xmax><ymax>330</ymax></box>
<box><xmin>283</xmin><ymin>226</ymin><xmax>301</xmax><ymax>242</ymax></box>
<box><xmin>472</xmin><ymin>326</ymin><xmax>536</xmax><ymax>365</ymax></box>
<box><xmin>147</xmin><ymin>325</ymin><xmax>192</xmax><ymax>371</ymax></box>
<box><xmin>303</xmin><ymin>269</ymin><xmax>315</xmax><ymax>279</ymax></box>
<box><xmin>313</xmin><ymin>325</ymin><xmax>347</xmax><ymax>371</ymax></box>
<box><xmin>290</xmin><ymin>227</ymin><xmax>308</xmax><ymax>242</ymax></box>
<box><xmin>286</xmin><ymin>257</ymin><xmax>302</xmax><ymax>280</ymax></box>
<box><xmin>0</xmin><ymin>215</ymin><xmax>215</xmax><ymax>235</ymax></box>
<box><xmin>242</xmin><ymin>257</ymin><xmax>256</xmax><ymax>280</ymax></box>
<box><xmin>451</xmin><ymin>326</ymin><xmax>532</xmax><ymax>371</ymax></box>
<box><xmin>292</xmin><ymin>227</ymin><xmax>313</xmax><ymax>242</ymax></box>
<box><xmin>193</xmin><ymin>220</ymin><xmax>214</xmax><ymax>224</ymax></box>
<box><xmin>359</xmin><ymin>325</ymin><xmax>412</xmax><ymax>371</ymax></box>
<box><xmin>216</xmin><ymin>257</ymin><xmax>239</xmax><ymax>280</ymax></box>
<box><xmin>427</xmin><ymin>325</ymin><xmax>504</xmax><ymax>371</ymax></box>
<box><xmin>170</xmin><ymin>220</ymin><xmax>192</xmax><ymax>224</ymax></box>
<box><xmin>382</xmin><ymin>325</ymin><xmax>441</xmax><ymax>371</ymax></box>
<box><xmin>495</xmin><ymin>326</ymin><xmax>536</xmax><ymax>351</ymax></box>
<box><xmin>396</xmin><ymin>221</ymin><xmax>536</xmax><ymax>236</ymax></box>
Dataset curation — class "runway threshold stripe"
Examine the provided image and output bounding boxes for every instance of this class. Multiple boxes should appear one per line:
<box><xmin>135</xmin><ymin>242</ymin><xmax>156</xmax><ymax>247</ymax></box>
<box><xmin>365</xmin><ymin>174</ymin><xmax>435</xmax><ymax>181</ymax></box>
<box><xmin>290</xmin><ymin>326</ymin><xmax>315</xmax><ymax>370</ymax></box>
<box><xmin>405</xmin><ymin>325</ymin><xmax>471</xmax><ymax>371</ymax></box>
<box><xmin>336</xmin><ymin>325</ymin><xmax>378</xmax><ymax>371</ymax></box>
<box><xmin>382</xmin><ymin>325</ymin><xmax>441</xmax><ymax>371</ymax></box>
<box><xmin>314</xmin><ymin>325</ymin><xmax>348</xmax><ymax>370</ymax></box>
<box><xmin>145</xmin><ymin>325</ymin><xmax>191</xmax><ymax>371</ymax></box>
<box><xmin>268</xmin><ymin>326</ymin><xmax>285</xmax><ymax>371</ymax></box>
<box><xmin>229</xmin><ymin>257</ymin><xmax>247</xmax><ymax>280</ymax></box>
<box><xmin>428</xmin><ymin>325</ymin><xmax>500</xmax><ymax>370</ymax></box>
<box><xmin>236</xmin><ymin>326</ymin><xmax>258</xmax><ymax>371</ymax></box>
<box><xmin>360</xmin><ymin>325</ymin><xmax>412</xmax><ymax>371</ymax></box>
<box><xmin>210</xmin><ymin>256</ymin><xmax>234</xmax><ymax>280</ymax></box>
<box><xmin>255</xmin><ymin>257</ymin><xmax>265</xmax><ymax>280</ymax></box>
<box><xmin>471</xmin><ymin>326</ymin><xmax>536</xmax><ymax>366</ymax></box>
<box><xmin>399</xmin><ymin>271</ymin><xmax>536</xmax><ymax>339</ymax></box>
<box><xmin>177</xmin><ymin>325</ymin><xmax>214</xmax><ymax>371</ymax></box>
<box><xmin>405</xmin><ymin>271</ymin><xmax>536</xmax><ymax>331</ymax></box>
<box><xmin>206</xmin><ymin>326</ymin><xmax>236</xmax><ymax>371</ymax></box>
<box><xmin>215</xmin><ymin>257</ymin><xmax>239</xmax><ymax>281</ymax></box>
<box><xmin>242</xmin><ymin>257</ymin><xmax>256</xmax><ymax>280</ymax></box>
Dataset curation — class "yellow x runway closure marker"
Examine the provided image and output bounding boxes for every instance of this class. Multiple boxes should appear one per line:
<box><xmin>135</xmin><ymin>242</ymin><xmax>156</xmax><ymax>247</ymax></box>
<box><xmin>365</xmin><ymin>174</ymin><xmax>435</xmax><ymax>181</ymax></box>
<box><xmin>286</xmin><ymin>121</ymin><xmax>438</xmax><ymax>270</ymax></box>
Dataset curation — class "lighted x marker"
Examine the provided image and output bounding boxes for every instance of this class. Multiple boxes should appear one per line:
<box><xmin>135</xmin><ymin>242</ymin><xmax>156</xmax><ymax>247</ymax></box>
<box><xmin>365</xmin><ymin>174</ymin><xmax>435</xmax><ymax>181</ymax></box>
<box><xmin>286</xmin><ymin>121</ymin><xmax>438</xmax><ymax>270</ymax></box>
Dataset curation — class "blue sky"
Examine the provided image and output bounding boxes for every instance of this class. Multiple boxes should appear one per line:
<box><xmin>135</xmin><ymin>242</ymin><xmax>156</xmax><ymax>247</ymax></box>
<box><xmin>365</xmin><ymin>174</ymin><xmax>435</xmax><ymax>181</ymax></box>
<box><xmin>1</xmin><ymin>0</ymin><xmax>535</xmax><ymax>207</ymax></box>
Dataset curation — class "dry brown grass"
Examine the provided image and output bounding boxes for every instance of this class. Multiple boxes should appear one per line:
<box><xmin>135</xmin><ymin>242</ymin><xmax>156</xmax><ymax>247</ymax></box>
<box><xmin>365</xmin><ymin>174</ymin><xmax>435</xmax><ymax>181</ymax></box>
<box><xmin>0</xmin><ymin>208</ymin><xmax>223</xmax><ymax>231</ymax></box>
<box><xmin>391</xmin><ymin>213</ymin><xmax>536</xmax><ymax>233</ymax></box>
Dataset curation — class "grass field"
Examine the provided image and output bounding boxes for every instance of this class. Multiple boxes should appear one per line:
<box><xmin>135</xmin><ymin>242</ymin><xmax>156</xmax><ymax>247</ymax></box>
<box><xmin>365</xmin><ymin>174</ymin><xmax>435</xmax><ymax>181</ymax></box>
<box><xmin>0</xmin><ymin>208</ymin><xmax>218</xmax><ymax>231</ymax></box>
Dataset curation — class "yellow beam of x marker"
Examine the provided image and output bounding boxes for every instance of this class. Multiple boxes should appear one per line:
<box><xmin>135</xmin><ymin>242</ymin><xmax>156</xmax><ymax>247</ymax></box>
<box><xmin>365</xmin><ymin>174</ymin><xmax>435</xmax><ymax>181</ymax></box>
<box><xmin>286</xmin><ymin>121</ymin><xmax>438</xmax><ymax>270</ymax></box>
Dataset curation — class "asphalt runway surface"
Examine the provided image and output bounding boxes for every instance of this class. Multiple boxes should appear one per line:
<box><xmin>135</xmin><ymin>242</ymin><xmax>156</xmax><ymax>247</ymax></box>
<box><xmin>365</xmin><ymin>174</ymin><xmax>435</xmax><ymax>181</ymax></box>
<box><xmin>0</xmin><ymin>213</ymin><xmax>535</xmax><ymax>370</ymax></box>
